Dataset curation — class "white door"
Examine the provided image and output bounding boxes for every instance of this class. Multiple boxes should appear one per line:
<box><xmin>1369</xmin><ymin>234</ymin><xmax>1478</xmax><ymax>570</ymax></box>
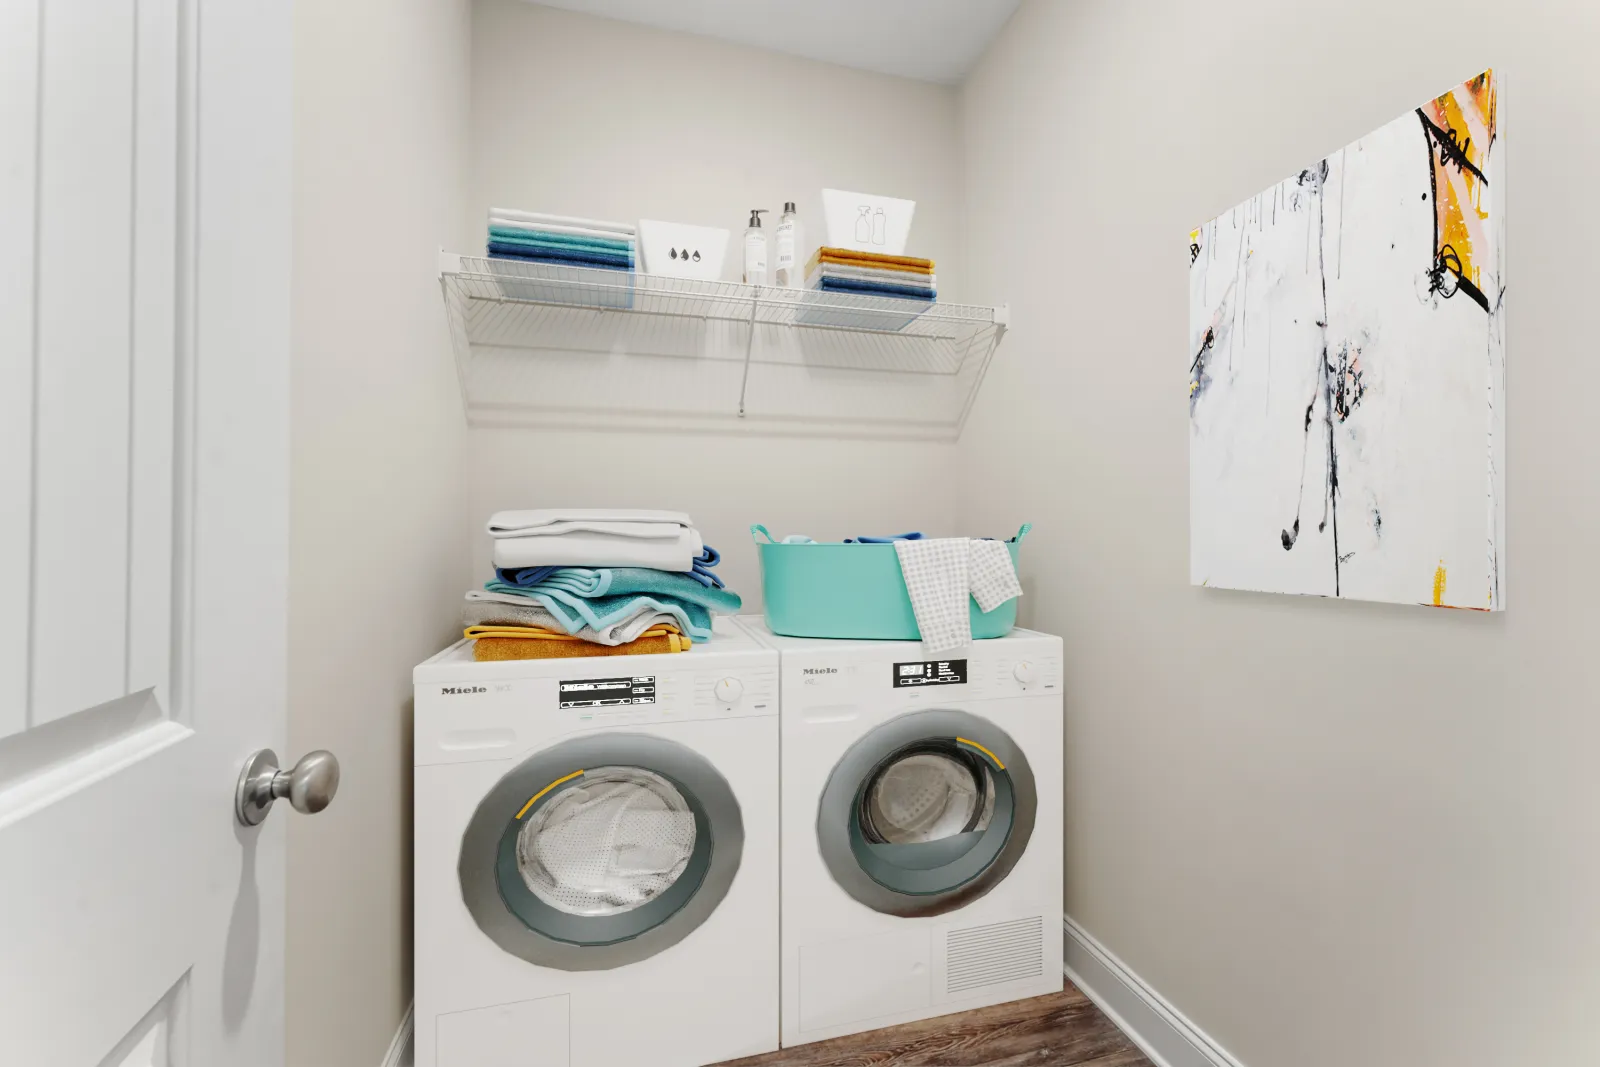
<box><xmin>1</xmin><ymin>3</ymin><xmax>298</xmax><ymax>1065</ymax></box>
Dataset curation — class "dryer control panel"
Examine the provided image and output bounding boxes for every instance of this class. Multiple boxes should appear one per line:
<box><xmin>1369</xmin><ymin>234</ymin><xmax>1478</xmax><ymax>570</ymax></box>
<box><xmin>783</xmin><ymin>635</ymin><xmax>1062</xmax><ymax>707</ymax></box>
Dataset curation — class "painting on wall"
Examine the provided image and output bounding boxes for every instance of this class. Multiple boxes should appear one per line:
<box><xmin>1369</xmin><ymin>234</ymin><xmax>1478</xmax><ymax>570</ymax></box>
<box><xmin>1189</xmin><ymin>70</ymin><xmax>1505</xmax><ymax>610</ymax></box>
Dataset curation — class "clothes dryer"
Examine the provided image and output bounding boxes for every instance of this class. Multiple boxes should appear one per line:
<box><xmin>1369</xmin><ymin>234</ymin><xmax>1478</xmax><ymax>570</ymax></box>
<box><xmin>738</xmin><ymin>618</ymin><xmax>1063</xmax><ymax>1047</ymax></box>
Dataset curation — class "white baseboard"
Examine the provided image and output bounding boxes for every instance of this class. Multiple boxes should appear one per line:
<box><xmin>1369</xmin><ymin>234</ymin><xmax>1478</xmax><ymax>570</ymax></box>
<box><xmin>1063</xmin><ymin>916</ymin><xmax>1245</xmax><ymax>1067</ymax></box>
<box><xmin>380</xmin><ymin>1001</ymin><xmax>413</xmax><ymax>1067</ymax></box>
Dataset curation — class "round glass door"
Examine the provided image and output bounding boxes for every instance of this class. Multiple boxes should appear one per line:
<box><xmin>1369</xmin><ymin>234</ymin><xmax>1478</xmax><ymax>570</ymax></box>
<box><xmin>818</xmin><ymin>709</ymin><xmax>1035</xmax><ymax>917</ymax></box>
<box><xmin>459</xmin><ymin>734</ymin><xmax>744</xmax><ymax>971</ymax></box>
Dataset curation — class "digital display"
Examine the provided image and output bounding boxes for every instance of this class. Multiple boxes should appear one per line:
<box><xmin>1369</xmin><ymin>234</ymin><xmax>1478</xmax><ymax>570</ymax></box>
<box><xmin>559</xmin><ymin>675</ymin><xmax>656</xmax><ymax>709</ymax></box>
<box><xmin>892</xmin><ymin>659</ymin><xmax>967</xmax><ymax>688</ymax></box>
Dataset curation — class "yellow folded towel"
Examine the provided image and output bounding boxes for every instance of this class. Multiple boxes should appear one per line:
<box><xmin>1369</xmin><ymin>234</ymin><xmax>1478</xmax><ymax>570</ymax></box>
<box><xmin>807</xmin><ymin>247</ymin><xmax>935</xmax><ymax>275</ymax></box>
<box><xmin>471</xmin><ymin>627</ymin><xmax>691</xmax><ymax>661</ymax></box>
<box><xmin>463</xmin><ymin>624</ymin><xmax>684</xmax><ymax>642</ymax></box>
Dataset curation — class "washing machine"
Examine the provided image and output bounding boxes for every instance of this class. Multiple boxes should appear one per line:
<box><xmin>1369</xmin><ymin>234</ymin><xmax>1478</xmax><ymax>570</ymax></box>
<box><xmin>413</xmin><ymin>618</ymin><xmax>780</xmax><ymax>1067</ymax></box>
<box><xmin>737</xmin><ymin>618</ymin><xmax>1064</xmax><ymax>1047</ymax></box>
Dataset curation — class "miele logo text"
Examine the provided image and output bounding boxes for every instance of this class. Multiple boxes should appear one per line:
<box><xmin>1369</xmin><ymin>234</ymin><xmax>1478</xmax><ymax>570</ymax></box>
<box><xmin>440</xmin><ymin>686</ymin><xmax>486</xmax><ymax>695</ymax></box>
<box><xmin>802</xmin><ymin>668</ymin><xmax>837</xmax><ymax>675</ymax></box>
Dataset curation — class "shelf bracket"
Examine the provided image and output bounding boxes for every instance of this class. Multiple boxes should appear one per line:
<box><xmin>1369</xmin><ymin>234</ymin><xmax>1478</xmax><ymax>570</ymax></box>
<box><xmin>736</xmin><ymin>288</ymin><xmax>759</xmax><ymax>418</ymax></box>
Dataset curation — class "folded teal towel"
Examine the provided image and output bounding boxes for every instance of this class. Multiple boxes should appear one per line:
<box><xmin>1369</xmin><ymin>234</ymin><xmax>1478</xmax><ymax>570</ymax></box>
<box><xmin>483</xmin><ymin>581</ymin><xmax>714</xmax><ymax>640</ymax></box>
<box><xmin>487</xmin><ymin>227</ymin><xmax>635</xmax><ymax>255</ymax></box>
<box><xmin>519</xmin><ymin>568</ymin><xmax>742</xmax><ymax>613</ymax></box>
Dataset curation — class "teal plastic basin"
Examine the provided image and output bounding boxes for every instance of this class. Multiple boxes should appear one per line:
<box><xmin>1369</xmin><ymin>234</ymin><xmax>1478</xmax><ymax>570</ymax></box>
<box><xmin>751</xmin><ymin>524</ymin><xmax>1030</xmax><ymax>641</ymax></box>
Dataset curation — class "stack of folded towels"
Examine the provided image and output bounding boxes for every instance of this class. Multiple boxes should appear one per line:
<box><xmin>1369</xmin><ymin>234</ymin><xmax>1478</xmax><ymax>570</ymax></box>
<box><xmin>486</xmin><ymin>208</ymin><xmax>638</xmax><ymax>273</ymax></box>
<box><xmin>463</xmin><ymin>509</ymin><xmax>739</xmax><ymax>662</ymax></box>
<box><xmin>805</xmin><ymin>246</ymin><xmax>936</xmax><ymax>303</ymax></box>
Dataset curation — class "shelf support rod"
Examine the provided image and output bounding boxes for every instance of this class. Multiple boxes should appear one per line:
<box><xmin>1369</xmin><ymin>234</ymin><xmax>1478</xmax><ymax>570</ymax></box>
<box><xmin>736</xmin><ymin>288</ymin><xmax>759</xmax><ymax>418</ymax></box>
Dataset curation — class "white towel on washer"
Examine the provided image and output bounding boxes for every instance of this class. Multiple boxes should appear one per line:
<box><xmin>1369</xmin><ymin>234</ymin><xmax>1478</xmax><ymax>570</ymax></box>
<box><xmin>893</xmin><ymin>538</ymin><xmax>1023</xmax><ymax>655</ymax></box>
<box><xmin>491</xmin><ymin>528</ymin><xmax>703</xmax><ymax>571</ymax></box>
<box><xmin>486</xmin><ymin>509</ymin><xmax>703</xmax><ymax>571</ymax></box>
<box><xmin>487</xmin><ymin>509</ymin><xmax>692</xmax><ymax>537</ymax></box>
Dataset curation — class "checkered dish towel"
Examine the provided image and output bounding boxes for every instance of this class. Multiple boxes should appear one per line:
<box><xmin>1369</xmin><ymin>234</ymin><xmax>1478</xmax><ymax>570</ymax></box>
<box><xmin>893</xmin><ymin>538</ymin><xmax>1023</xmax><ymax>655</ymax></box>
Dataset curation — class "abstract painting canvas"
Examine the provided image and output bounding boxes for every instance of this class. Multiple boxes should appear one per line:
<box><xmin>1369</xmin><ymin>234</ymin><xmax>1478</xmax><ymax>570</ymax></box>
<box><xmin>1189</xmin><ymin>70</ymin><xmax>1505</xmax><ymax>610</ymax></box>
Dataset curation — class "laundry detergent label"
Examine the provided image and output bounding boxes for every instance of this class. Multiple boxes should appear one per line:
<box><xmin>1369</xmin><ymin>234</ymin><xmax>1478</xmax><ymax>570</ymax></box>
<box><xmin>892</xmin><ymin>659</ymin><xmax>967</xmax><ymax>688</ymax></box>
<box><xmin>558</xmin><ymin>675</ymin><xmax>656</xmax><ymax>709</ymax></box>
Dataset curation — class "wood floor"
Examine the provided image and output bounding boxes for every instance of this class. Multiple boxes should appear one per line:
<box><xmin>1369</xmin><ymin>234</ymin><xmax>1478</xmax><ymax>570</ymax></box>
<box><xmin>712</xmin><ymin>983</ymin><xmax>1153</xmax><ymax>1067</ymax></box>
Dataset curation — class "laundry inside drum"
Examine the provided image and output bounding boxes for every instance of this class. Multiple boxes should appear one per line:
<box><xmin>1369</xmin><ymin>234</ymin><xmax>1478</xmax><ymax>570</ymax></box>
<box><xmin>861</xmin><ymin>746</ymin><xmax>995</xmax><ymax>845</ymax></box>
<box><xmin>516</xmin><ymin>767</ymin><xmax>697</xmax><ymax>917</ymax></box>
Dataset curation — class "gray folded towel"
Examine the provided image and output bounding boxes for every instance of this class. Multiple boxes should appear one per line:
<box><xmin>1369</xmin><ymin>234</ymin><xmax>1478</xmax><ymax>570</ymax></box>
<box><xmin>462</xmin><ymin>593</ymin><xmax>682</xmax><ymax>646</ymax></box>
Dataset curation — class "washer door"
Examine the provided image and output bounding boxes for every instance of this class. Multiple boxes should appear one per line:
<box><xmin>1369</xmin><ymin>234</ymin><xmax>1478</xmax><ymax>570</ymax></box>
<box><xmin>817</xmin><ymin>709</ymin><xmax>1035</xmax><ymax>917</ymax></box>
<box><xmin>459</xmin><ymin>733</ymin><xmax>744</xmax><ymax>971</ymax></box>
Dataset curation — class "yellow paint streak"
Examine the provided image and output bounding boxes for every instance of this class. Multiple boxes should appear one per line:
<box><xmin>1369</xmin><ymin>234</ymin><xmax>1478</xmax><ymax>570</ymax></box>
<box><xmin>1432</xmin><ymin>563</ymin><xmax>1447</xmax><ymax>607</ymax></box>
<box><xmin>1426</xmin><ymin>71</ymin><xmax>1497</xmax><ymax>294</ymax></box>
<box><xmin>516</xmin><ymin>770</ymin><xmax>584</xmax><ymax>819</ymax></box>
<box><xmin>1438</xmin><ymin>177</ymin><xmax>1478</xmax><ymax>288</ymax></box>
<box><xmin>957</xmin><ymin>738</ymin><xmax>1006</xmax><ymax>770</ymax></box>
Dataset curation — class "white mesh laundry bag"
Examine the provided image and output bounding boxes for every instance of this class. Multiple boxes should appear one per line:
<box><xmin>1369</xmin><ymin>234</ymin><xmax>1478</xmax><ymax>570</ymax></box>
<box><xmin>517</xmin><ymin>767</ymin><xmax>697</xmax><ymax>916</ymax></box>
<box><xmin>866</xmin><ymin>752</ymin><xmax>993</xmax><ymax>844</ymax></box>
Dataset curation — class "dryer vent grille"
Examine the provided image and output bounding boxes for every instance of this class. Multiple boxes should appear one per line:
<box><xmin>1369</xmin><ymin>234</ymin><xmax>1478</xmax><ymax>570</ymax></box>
<box><xmin>945</xmin><ymin>915</ymin><xmax>1044</xmax><ymax>994</ymax></box>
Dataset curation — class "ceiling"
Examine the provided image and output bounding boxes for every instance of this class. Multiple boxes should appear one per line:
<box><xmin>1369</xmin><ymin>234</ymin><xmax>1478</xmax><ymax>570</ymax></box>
<box><xmin>528</xmin><ymin>0</ymin><xmax>1022</xmax><ymax>85</ymax></box>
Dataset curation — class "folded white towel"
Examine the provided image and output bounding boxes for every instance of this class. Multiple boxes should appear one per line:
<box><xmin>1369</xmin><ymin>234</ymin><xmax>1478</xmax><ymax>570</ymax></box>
<box><xmin>489</xmin><ymin>217</ymin><xmax>641</xmax><ymax>243</ymax></box>
<box><xmin>487</xmin><ymin>509</ymin><xmax>692</xmax><ymax>538</ymax></box>
<box><xmin>894</xmin><ymin>539</ymin><xmax>1023</xmax><ymax>655</ymax></box>
<box><xmin>492</xmin><ymin>528</ymin><xmax>704</xmax><ymax>572</ymax></box>
<box><xmin>488</xmin><ymin>207</ymin><xmax>636</xmax><ymax>235</ymax></box>
<box><xmin>497</xmin><ymin>520</ymin><xmax>685</xmax><ymax>542</ymax></box>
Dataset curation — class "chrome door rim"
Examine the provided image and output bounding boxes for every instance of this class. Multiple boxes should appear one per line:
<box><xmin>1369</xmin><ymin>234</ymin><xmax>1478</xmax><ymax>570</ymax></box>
<box><xmin>459</xmin><ymin>733</ymin><xmax>744</xmax><ymax>971</ymax></box>
<box><xmin>816</xmin><ymin>709</ymin><xmax>1035</xmax><ymax>917</ymax></box>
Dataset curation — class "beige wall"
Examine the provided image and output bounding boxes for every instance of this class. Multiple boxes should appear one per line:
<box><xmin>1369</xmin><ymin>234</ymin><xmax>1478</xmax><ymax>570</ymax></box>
<box><xmin>960</xmin><ymin>3</ymin><xmax>1600</xmax><ymax>1066</ymax></box>
<box><xmin>288</xmin><ymin>0</ymin><xmax>472</xmax><ymax>1063</ymax></box>
<box><xmin>465</xmin><ymin>0</ymin><xmax>978</xmax><ymax>594</ymax></box>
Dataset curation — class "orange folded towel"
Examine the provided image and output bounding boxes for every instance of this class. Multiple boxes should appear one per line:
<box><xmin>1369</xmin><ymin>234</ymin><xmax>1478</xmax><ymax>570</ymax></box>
<box><xmin>809</xmin><ymin>247</ymin><xmax>935</xmax><ymax>275</ymax></box>
<box><xmin>472</xmin><ymin>630</ymin><xmax>690</xmax><ymax>661</ymax></box>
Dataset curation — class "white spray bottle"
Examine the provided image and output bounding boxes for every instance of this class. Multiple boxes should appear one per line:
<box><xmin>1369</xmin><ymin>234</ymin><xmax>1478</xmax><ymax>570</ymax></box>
<box><xmin>743</xmin><ymin>209</ymin><xmax>769</xmax><ymax>286</ymax></box>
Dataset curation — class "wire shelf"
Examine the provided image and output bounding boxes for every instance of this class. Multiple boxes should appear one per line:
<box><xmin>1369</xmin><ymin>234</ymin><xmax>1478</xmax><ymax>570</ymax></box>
<box><xmin>438</xmin><ymin>252</ymin><xmax>1007</xmax><ymax>440</ymax></box>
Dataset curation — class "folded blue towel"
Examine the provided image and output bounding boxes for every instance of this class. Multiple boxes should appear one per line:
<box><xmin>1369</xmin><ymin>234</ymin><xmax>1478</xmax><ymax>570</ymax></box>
<box><xmin>817</xmin><ymin>277</ymin><xmax>935</xmax><ymax>301</ymax></box>
<box><xmin>488</xmin><ymin>227</ymin><xmax>635</xmax><ymax>255</ymax></box>
<box><xmin>688</xmin><ymin>545</ymin><xmax>724</xmax><ymax>589</ymax></box>
<box><xmin>493</xmin><ymin>567</ymin><xmax>742</xmax><ymax>615</ymax></box>
<box><xmin>483</xmin><ymin>580</ymin><xmax>714</xmax><ymax>641</ymax></box>
<box><xmin>487</xmin><ymin>243</ymin><xmax>634</xmax><ymax>270</ymax></box>
<box><xmin>844</xmin><ymin>532</ymin><xmax>925</xmax><ymax>543</ymax></box>
<box><xmin>499</xmin><ymin>565</ymin><xmax>560</xmax><ymax>586</ymax></box>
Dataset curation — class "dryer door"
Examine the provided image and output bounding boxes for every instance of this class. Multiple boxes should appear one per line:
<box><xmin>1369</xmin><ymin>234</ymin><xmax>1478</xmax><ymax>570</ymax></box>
<box><xmin>817</xmin><ymin>709</ymin><xmax>1035</xmax><ymax>917</ymax></box>
<box><xmin>459</xmin><ymin>733</ymin><xmax>743</xmax><ymax>971</ymax></box>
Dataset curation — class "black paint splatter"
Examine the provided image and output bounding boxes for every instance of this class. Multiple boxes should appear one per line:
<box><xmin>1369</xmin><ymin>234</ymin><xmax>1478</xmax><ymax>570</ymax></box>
<box><xmin>1417</xmin><ymin>108</ymin><xmax>1491</xmax><ymax>312</ymax></box>
<box><xmin>1331</xmin><ymin>340</ymin><xmax>1366</xmax><ymax>422</ymax></box>
<box><xmin>1189</xmin><ymin>328</ymin><xmax>1215</xmax><ymax>415</ymax></box>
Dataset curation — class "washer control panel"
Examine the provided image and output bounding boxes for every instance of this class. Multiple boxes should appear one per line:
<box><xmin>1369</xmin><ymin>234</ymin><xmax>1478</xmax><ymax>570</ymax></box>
<box><xmin>415</xmin><ymin>662</ymin><xmax>779</xmax><ymax>765</ymax></box>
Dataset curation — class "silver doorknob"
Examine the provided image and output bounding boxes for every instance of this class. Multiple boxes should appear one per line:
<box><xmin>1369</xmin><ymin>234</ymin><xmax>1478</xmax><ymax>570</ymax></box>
<box><xmin>235</xmin><ymin>748</ymin><xmax>341</xmax><ymax>826</ymax></box>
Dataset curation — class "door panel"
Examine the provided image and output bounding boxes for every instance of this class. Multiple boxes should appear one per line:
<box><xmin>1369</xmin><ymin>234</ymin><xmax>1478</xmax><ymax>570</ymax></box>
<box><xmin>31</xmin><ymin>0</ymin><xmax>138</xmax><ymax>724</ymax></box>
<box><xmin>10</xmin><ymin>0</ymin><xmax>182</xmax><ymax>729</ymax></box>
<box><xmin>128</xmin><ymin>0</ymin><xmax>181</xmax><ymax>705</ymax></box>
<box><xmin>0</xmin><ymin>0</ymin><xmax>41</xmax><ymax>739</ymax></box>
